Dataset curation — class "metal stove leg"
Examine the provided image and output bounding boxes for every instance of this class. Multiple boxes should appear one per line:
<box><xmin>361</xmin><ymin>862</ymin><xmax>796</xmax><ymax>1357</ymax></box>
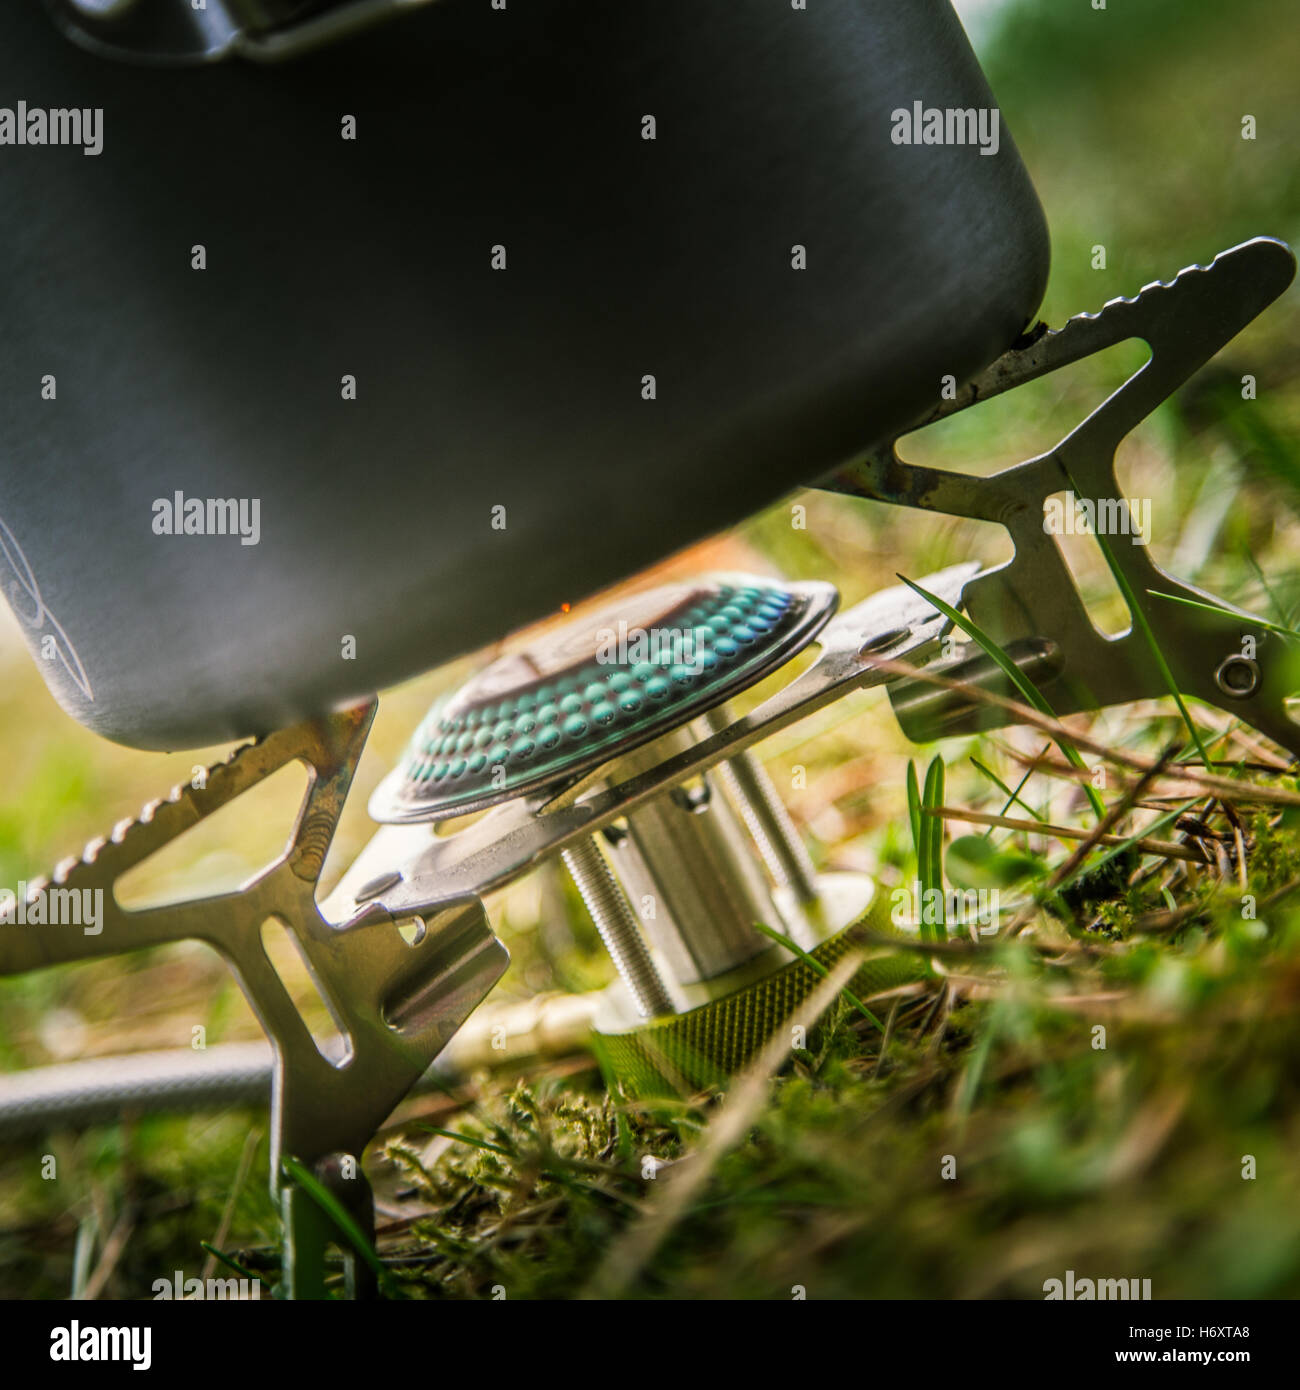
<box><xmin>717</xmin><ymin>750</ymin><xmax>819</xmax><ymax>905</ymax></box>
<box><xmin>561</xmin><ymin>838</ymin><xmax>674</xmax><ymax>1018</ymax></box>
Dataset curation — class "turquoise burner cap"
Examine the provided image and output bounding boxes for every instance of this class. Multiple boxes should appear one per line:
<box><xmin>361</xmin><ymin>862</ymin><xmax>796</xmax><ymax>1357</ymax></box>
<box><xmin>369</xmin><ymin>573</ymin><xmax>838</xmax><ymax>824</ymax></box>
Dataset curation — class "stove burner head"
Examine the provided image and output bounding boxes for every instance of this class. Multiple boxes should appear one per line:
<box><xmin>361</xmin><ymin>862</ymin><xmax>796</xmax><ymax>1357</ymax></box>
<box><xmin>369</xmin><ymin>574</ymin><xmax>838</xmax><ymax>824</ymax></box>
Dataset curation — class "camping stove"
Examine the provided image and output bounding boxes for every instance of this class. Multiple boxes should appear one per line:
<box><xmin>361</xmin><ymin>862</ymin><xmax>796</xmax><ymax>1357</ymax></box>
<box><xmin>320</xmin><ymin>234</ymin><xmax>1300</xmax><ymax>1100</ymax></box>
<box><xmin>4</xmin><ymin>238</ymin><xmax>1299</xmax><ymax>1295</ymax></box>
<box><xmin>352</xmin><ymin>574</ymin><xmax>923</xmax><ymax>1094</ymax></box>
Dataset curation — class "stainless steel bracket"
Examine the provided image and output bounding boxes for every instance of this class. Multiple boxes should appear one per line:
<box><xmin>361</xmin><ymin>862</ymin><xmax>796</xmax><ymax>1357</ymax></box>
<box><xmin>0</xmin><ymin>701</ymin><xmax>508</xmax><ymax>1297</ymax></box>
<box><xmin>819</xmin><ymin>238</ymin><xmax>1300</xmax><ymax>760</ymax></box>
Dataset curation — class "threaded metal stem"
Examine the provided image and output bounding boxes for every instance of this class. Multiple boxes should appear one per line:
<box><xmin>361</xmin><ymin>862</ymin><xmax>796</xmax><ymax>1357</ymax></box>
<box><xmin>562</xmin><ymin>837</ymin><xmax>674</xmax><ymax>1018</ymax></box>
<box><xmin>719</xmin><ymin>751</ymin><xmax>819</xmax><ymax>903</ymax></box>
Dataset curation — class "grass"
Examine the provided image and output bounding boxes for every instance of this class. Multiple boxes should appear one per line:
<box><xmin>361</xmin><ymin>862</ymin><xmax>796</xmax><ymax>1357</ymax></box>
<box><xmin>1148</xmin><ymin>588</ymin><xmax>1300</xmax><ymax>643</ymax></box>
<box><xmin>2</xmin><ymin>0</ymin><xmax>1300</xmax><ymax>1301</ymax></box>
<box><xmin>915</xmin><ymin>755</ymin><xmax>948</xmax><ymax>942</ymax></box>
<box><xmin>750</xmin><ymin>920</ymin><xmax>883</xmax><ymax>1030</ymax></box>
<box><xmin>365</xmin><ymin>815</ymin><xmax>1300</xmax><ymax>1299</ymax></box>
<box><xmin>7</xmin><ymin>647</ymin><xmax>1298</xmax><ymax>1298</ymax></box>
<box><xmin>1062</xmin><ymin>475</ymin><xmax>1214</xmax><ymax>770</ymax></box>
<box><xmin>897</xmin><ymin>574</ymin><xmax>1108</xmax><ymax>821</ymax></box>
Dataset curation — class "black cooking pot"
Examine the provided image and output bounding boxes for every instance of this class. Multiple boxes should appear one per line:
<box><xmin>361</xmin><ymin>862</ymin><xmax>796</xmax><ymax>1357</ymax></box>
<box><xmin>0</xmin><ymin>0</ymin><xmax>1048</xmax><ymax>749</ymax></box>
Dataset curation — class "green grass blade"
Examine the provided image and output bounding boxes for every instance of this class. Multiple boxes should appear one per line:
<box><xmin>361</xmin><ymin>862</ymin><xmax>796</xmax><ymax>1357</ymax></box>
<box><xmin>417</xmin><ymin>1125</ymin><xmax>514</xmax><ymax>1160</ymax></box>
<box><xmin>1146</xmin><ymin>588</ymin><xmax>1300</xmax><ymax>642</ymax></box>
<box><xmin>1050</xmin><ymin>802</ymin><xmax>1194</xmax><ymax>899</ymax></box>
<box><xmin>1052</xmin><ymin>470</ymin><xmax>1213</xmax><ymax>769</ymax></box>
<box><xmin>923</xmin><ymin>755</ymin><xmax>947</xmax><ymax>942</ymax></box>
<box><xmin>280</xmin><ymin>1155</ymin><xmax>397</xmax><ymax>1296</ymax></box>
<box><xmin>896</xmin><ymin>574</ymin><xmax>1107</xmax><ymax>820</ymax></box>
<box><xmin>751</xmin><ymin>919</ymin><xmax>883</xmax><ymax>1029</ymax></box>
<box><xmin>199</xmin><ymin>1241</ymin><xmax>275</xmax><ymax>1294</ymax></box>
<box><xmin>970</xmin><ymin>755</ymin><xmax>1039</xmax><ymax>833</ymax></box>
<box><xmin>1240</xmin><ymin>546</ymin><xmax>1294</xmax><ymax>630</ymax></box>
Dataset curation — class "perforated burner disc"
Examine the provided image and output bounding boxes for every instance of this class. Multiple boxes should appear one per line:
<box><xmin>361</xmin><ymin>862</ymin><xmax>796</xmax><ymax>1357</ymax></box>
<box><xmin>369</xmin><ymin>573</ymin><xmax>838</xmax><ymax>824</ymax></box>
